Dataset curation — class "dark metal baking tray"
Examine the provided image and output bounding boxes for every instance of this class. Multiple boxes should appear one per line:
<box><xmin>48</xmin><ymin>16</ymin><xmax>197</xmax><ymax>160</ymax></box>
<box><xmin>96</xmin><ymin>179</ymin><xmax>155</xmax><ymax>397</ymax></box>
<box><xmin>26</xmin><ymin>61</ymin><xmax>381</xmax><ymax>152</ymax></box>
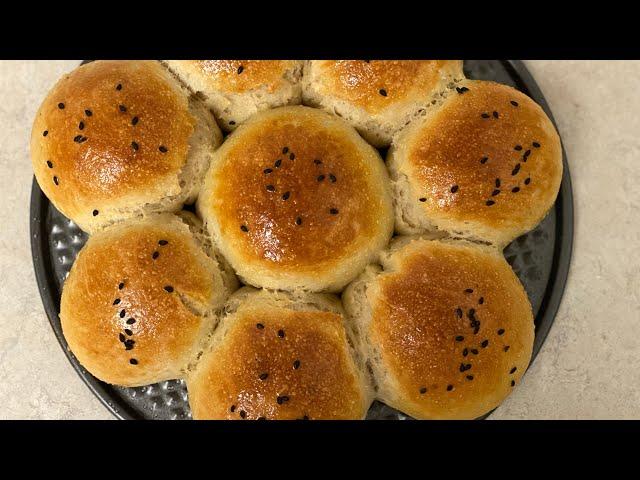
<box><xmin>30</xmin><ymin>60</ymin><xmax>573</xmax><ymax>420</ymax></box>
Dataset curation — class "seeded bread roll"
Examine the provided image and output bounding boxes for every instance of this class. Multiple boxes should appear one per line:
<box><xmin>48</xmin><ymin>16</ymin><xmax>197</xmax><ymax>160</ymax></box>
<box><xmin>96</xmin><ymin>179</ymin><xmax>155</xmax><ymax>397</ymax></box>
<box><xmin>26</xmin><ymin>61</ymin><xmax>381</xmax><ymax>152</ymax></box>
<box><xmin>163</xmin><ymin>60</ymin><xmax>303</xmax><ymax>132</ymax></box>
<box><xmin>60</xmin><ymin>213</ymin><xmax>237</xmax><ymax>387</ymax></box>
<box><xmin>187</xmin><ymin>287</ymin><xmax>373</xmax><ymax>420</ymax></box>
<box><xmin>343</xmin><ymin>237</ymin><xmax>534</xmax><ymax>420</ymax></box>
<box><xmin>302</xmin><ymin>60</ymin><xmax>464</xmax><ymax>147</ymax></box>
<box><xmin>197</xmin><ymin>106</ymin><xmax>394</xmax><ymax>292</ymax></box>
<box><xmin>388</xmin><ymin>79</ymin><xmax>563</xmax><ymax>247</ymax></box>
<box><xmin>31</xmin><ymin>60</ymin><xmax>222</xmax><ymax>234</ymax></box>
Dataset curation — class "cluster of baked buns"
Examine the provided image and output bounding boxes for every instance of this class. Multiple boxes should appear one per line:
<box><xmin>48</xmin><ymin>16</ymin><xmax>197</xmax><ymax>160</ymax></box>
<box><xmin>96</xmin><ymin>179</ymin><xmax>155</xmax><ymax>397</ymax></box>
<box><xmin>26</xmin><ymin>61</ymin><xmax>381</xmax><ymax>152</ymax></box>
<box><xmin>31</xmin><ymin>60</ymin><xmax>562</xmax><ymax>420</ymax></box>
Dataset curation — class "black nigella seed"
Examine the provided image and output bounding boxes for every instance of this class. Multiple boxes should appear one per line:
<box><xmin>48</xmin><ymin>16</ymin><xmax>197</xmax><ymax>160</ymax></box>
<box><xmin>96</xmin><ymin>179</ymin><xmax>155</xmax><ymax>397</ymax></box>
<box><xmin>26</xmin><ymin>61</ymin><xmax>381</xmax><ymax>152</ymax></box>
<box><xmin>317</xmin><ymin>174</ymin><xmax>325</xmax><ymax>182</ymax></box>
<box><xmin>263</xmin><ymin>168</ymin><xmax>273</xmax><ymax>174</ymax></box>
<box><xmin>314</xmin><ymin>159</ymin><xmax>322</xmax><ymax>165</ymax></box>
<box><xmin>131</xmin><ymin>141</ymin><xmax>139</xmax><ymax>151</ymax></box>
<box><xmin>329</xmin><ymin>173</ymin><xmax>337</xmax><ymax>183</ymax></box>
<box><xmin>92</xmin><ymin>209</ymin><xmax>99</xmax><ymax>217</ymax></box>
<box><xmin>293</xmin><ymin>360</ymin><xmax>301</xmax><ymax>370</ymax></box>
<box><xmin>256</xmin><ymin>323</ymin><xmax>264</xmax><ymax>330</ymax></box>
<box><xmin>266</xmin><ymin>184</ymin><xmax>275</xmax><ymax>192</ymax></box>
<box><xmin>259</xmin><ymin>373</ymin><xmax>269</xmax><ymax>381</ymax></box>
<box><xmin>240</xmin><ymin>410</ymin><xmax>247</xmax><ymax>419</ymax></box>
<box><xmin>450</xmin><ymin>185</ymin><xmax>459</xmax><ymax>193</ymax></box>
<box><xmin>119</xmin><ymin>333</ymin><xmax>125</xmax><ymax>342</ymax></box>
<box><xmin>125</xmin><ymin>329</ymin><xmax>133</xmax><ymax>336</ymax></box>
<box><xmin>456</xmin><ymin>87</ymin><xmax>469</xmax><ymax>94</ymax></box>
<box><xmin>495</xmin><ymin>178</ymin><xmax>501</xmax><ymax>188</ymax></box>
<box><xmin>329</xmin><ymin>208</ymin><xmax>339</xmax><ymax>215</ymax></box>
<box><xmin>532</xmin><ymin>141</ymin><xmax>541</xmax><ymax>148</ymax></box>
<box><xmin>276</xmin><ymin>395</ymin><xmax>290</xmax><ymax>405</ymax></box>
<box><xmin>455</xmin><ymin>335</ymin><xmax>464</xmax><ymax>342</ymax></box>
<box><xmin>78</xmin><ymin>121</ymin><xmax>84</xmax><ymax>130</ymax></box>
<box><xmin>116</xmin><ymin>83</ymin><xmax>122</xmax><ymax>90</ymax></box>
<box><xmin>240</xmin><ymin>225</ymin><xmax>249</xmax><ymax>232</ymax></box>
<box><xmin>514</xmin><ymin>145</ymin><xmax>522</xmax><ymax>151</ymax></box>
<box><xmin>468</xmin><ymin>308</ymin><xmax>476</xmax><ymax>318</ymax></box>
<box><xmin>289</xmin><ymin>153</ymin><xmax>295</xmax><ymax>160</ymax></box>
<box><xmin>118</xmin><ymin>282</ymin><xmax>125</xmax><ymax>289</ymax></box>
<box><xmin>47</xmin><ymin>160</ymin><xmax>53</xmax><ymax>168</ymax></box>
<box><xmin>152</xmin><ymin>251</ymin><xmax>159</xmax><ymax>259</ymax></box>
<box><xmin>237</xmin><ymin>65</ymin><xmax>244</xmax><ymax>74</ymax></box>
<box><xmin>524</xmin><ymin>177</ymin><xmax>531</xmax><ymax>185</ymax></box>
<box><xmin>486</xmin><ymin>200</ymin><xmax>495</xmax><ymax>206</ymax></box>
<box><xmin>74</xmin><ymin>135</ymin><xmax>83</xmax><ymax>142</ymax></box>
<box><xmin>282</xmin><ymin>147</ymin><xmax>289</xmax><ymax>154</ymax></box>
<box><xmin>510</xmin><ymin>367</ymin><xmax>517</xmax><ymax>374</ymax></box>
<box><xmin>274</xmin><ymin>159</ymin><xmax>282</xmax><ymax>168</ymax></box>
<box><xmin>498</xmin><ymin>328</ymin><xmax>505</xmax><ymax>335</ymax></box>
<box><xmin>462</xmin><ymin>348</ymin><xmax>469</xmax><ymax>357</ymax></box>
<box><xmin>43</xmin><ymin>130</ymin><xmax>49</xmax><ymax>137</ymax></box>
<box><xmin>480</xmin><ymin>157</ymin><xmax>488</xmax><ymax>164</ymax></box>
<box><xmin>282</xmin><ymin>191</ymin><xmax>290</xmax><ymax>201</ymax></box>
<box><xmin>113</xmin><ymin>298</ymin><xmax>121</xmax><ymax>305</ymax></box>
<box><xmin>419</xmin><ymin>197</ymin><xmax>427</xmax><ymax>202</ymax></box>
<box><xmin>129</xmin><ymin>358</ymin><xmax>138</xmax><ymax>365</ymax></box>
<box><xmin>510</xmin><ymin>100</ymin><xmax>519</xmax><ymax>107</ymax></box>
<box><xmin>471</xmin><ymin>349</ymin><xmax>479</xmax><ymax>355</ymax></box>
<box><xmin>159</xmin><ymin>240</ymin><xmax>168</xmax><ymax>246</ymax></box>
<box><xmin>493</xmin><ymin>111</ymin><xmax>499</xmax><ymax>118</ymax></box>
<box><xmin>277</xmin><ymin>329</ymin><xmax>285</xmax><ymax>338</ymax></box>
<box><xmin>466</xmin><ymin>375</ymin><xmax>474</xmax><ymax>381</ymax></box>
<box><xmin>459</xmin><ymin>363</ymin><xmax>466</xmax><ymax>372</ymax></box>
<box><xmin>512</xmin><ymin>187</ymin><xmax>520</xmax><ymax>193</ymax></box>
<box><xmin>58</xmin><ymin>102</ymin><xmax>65</xmax><ymax>109</ymax></box>
<box><xmin>79</xmin><ymin>136</ymin><xmax>87</xmax><ymax>143</ymax></box>
<box><xmin>504</xmin><ymin>345</ymin><xmax>510</xmax><ymax>352</ymax></box>
<box><xmin>125</xmin><ymin>340</ymin><xmax>135</xmax><ymax>350</ymax></box>
<box><xmin>492</xmin><ymin>189</ymin><xmax>500</xmax><ymax>196</ymax></box>
<box><xmin>478</xmin><ymin>297</ymin><xmax>484</xmax><ymax>304</ymax></box>
<box><xmin>523</xmin><ymin>149</ymin><xmax>531</xmax><ymax>158</ymax></box>
<box><xmin>455</xmin><ymin>307</ymin><xmax>463</xmax><ymax>318</ymax></box>
<box><xmin>295</xmin><ymin>217</ymin><xmax>302</xmax><ymax>226</ymax></box>
<box><xmin>119</xmin><ymin>104</ymin><xmax>127</xmax><ymax>112</ymax></box>
<box><xmin>465</xmin><ymin>288</ymin><xmax>473</xmax><ymax>294</ymax></box>
<box><xmin>481</xmin><ymin>113</ymin><xmax>490</xmax><ymax>118</ymax></box>
<box><xmin>379</xmin><ymin>88</ymin><xmax>387</xmax><ymax>96</ymax></box>
<box><xmin>229</xmin><ymin>121</ymin><xmax>236</xmax><ymax>125</ymax></box>
<box><xmin>230</xmin><ymin>405</ymin><xmax>236</xmax><ymax>413</ymax></box>
<box><xmin>120</xmin><ymin>309</ymin><xmax>126</xmax><ymax>318</ymax></box>
<box><xmin>419</xmin><ymin>387</ymin><xmax>427</xmax><ymax>394</ymax></box>
<box><xmin>447</xmin><ymin>385</ymin><xmax>453</xmax><ymax>392</ymax></box>
<box><xmin>126</xmin><ymin>318</ymin><xmax>136</xmax><ymax>325</ymax></box>
<box><xmin>159</xmin><ymin>146</ymin><xmax>168</xmax><ymax>153</ymax></box>
<box><xmin>511</xmin><ymin>380</ymin><xmax>516</xmax><ymax>387</ymax></box>
<box><xmin>164</xmin><ymin>285</ymin><xmax>174</xmax><ymax>293</ymax></box>
<box><xmin>481</xmin><ymin>339</ymin><xmax>489</xmax><ymax>348</ymax></box>
<box><xmin>85</xmin><ymin>109</ymin><xmax>92</xmax><ymax>117</ymax></box>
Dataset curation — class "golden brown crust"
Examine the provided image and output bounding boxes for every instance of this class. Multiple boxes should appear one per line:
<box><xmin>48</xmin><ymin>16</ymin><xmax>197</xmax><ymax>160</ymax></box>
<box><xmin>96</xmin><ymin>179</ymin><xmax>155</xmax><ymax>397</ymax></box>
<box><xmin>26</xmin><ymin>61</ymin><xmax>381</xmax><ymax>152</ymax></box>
<box><xmin>349</xmin><ymin>238</ymin><xmax>534</xmax><ymax>419</ymax></box>
<box><xmin>60</xmin><ymin>214</ymin><xmax>230</xmax><ymax>387</ymax></box>
<box><xmin>31</xmin><ymin>61</ymin><xmax>201</xmax><ymax>232</ymax></box>
<box><xmin>390</xmin><ymin>79</ymin><xmax>563</xmax><ymax>246</ymax></box>
<box><xmin>198</xmin><ymin>106</ymin><xmax>393</xmax><ymax>291</ymax></box>
<box><xmin>171</xmin><ymin>60</ymin><xmax>301</xmax><ymax>94</ymax></box>
<box><xmin>308</xmin><ymin>60</ymin><xmax>463</xmax><ymax>114</ymax></box>
<box><xmin>187</xmin><ymin>290</ymin><xmax>370</xmax><ymax>420</ymax></box>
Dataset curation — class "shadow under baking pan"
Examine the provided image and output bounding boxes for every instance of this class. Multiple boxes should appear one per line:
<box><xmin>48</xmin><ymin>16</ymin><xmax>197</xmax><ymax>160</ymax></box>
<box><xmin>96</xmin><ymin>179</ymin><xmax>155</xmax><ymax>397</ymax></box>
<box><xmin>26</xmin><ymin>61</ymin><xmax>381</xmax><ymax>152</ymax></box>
<box><xmin>30</xmin><ymin>60</ymin><xmax>573</xmax><ymax>420</ymax></box>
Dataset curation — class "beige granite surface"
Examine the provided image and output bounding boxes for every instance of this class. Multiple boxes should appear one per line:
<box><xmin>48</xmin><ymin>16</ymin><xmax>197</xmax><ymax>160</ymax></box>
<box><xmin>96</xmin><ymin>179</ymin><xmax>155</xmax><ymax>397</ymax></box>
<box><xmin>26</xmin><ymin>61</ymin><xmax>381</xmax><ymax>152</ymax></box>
<box><xmin>0</xmin><ymin>60</ymin><xmax>638</xmax><ymax>420</ymax></box>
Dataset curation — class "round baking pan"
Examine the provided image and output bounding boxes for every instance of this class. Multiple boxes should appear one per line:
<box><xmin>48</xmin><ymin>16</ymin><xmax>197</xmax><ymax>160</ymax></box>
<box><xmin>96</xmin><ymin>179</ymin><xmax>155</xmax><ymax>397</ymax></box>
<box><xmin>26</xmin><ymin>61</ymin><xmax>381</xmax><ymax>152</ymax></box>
<box><xmin>30</xmin><ymin>60</ymin><xmax>573</xmax><ymax>420</ymax></box>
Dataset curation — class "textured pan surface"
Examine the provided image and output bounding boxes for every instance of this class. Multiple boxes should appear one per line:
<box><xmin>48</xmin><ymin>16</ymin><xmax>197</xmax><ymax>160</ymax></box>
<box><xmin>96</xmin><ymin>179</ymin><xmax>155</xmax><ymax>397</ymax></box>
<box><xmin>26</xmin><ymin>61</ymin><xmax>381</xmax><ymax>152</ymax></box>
<box><xmin>30</xmin><ymin>60</ymin><xmax>573</xmax><ymax>420</ymax></box>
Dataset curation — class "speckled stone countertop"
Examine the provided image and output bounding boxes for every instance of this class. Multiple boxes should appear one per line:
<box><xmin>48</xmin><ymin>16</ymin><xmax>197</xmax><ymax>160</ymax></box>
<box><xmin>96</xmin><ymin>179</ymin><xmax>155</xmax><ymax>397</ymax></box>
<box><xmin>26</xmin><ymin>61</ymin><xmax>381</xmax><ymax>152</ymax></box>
<box><xmin>1</xmin><ymin>60</ymin><xmax>638</xmax><ymax>419</ymax></box>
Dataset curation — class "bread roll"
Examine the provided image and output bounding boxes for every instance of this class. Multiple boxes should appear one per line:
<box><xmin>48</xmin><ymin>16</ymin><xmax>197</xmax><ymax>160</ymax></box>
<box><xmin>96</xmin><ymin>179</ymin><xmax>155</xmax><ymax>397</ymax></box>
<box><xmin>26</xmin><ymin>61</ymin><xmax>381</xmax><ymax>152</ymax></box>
<box><xmin>197</xmin><ymin>106</ymin><xmax>394</xmax><ymax>292</ymax></box>
<box><xmin>60</xmin><ymin>213</ymin><xmax>237</xmax><ymax>387</ymax></box>
<box><xmin>302</xmin><ymin>60</ymin><xmax>464</xmax><ymax>147</ymax></box>
<box><xmin>164</xmin><ymin>60</ymin><xmax>303</xmax><ymax>131</ymax></box>
<box><xmin>343</xmin><ymin>237</ymin><xmax>534</xmax><ymax>420</ymax></box>
<box><xmin>187</xmin><ymin>288</ymin><xmax>373</xmax><ymax>420</ymax></box>
<box><xmin>388</xmin><ymin>79</ymin><xmax>563</xmax><ymax>247</ymax></box>
<box><xmin>31</xmin><ymin>60</ymin><xmax>222</xmax><ymax>234</ymax></box>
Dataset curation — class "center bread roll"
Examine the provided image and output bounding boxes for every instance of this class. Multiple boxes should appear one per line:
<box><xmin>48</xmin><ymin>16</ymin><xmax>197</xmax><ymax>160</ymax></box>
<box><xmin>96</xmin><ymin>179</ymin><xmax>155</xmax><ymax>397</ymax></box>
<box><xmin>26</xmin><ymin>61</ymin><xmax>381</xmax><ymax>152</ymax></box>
<box><xmin>197</xmin><ymin>106</ymin><xmax>394</xmax><ymax>292</ymax></box>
